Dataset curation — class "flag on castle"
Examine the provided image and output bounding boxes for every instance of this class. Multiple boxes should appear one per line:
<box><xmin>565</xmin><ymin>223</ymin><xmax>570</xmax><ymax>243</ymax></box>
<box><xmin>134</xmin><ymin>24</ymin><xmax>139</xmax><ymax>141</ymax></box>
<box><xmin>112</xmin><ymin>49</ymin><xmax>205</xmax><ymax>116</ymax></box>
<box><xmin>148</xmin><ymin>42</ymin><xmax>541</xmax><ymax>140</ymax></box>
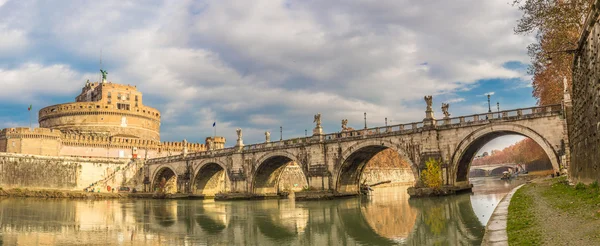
<box><xmin>213</xmin><ymin>122</ymin><xmax>216</xmax><ymax>127</ymax></box>
<box><xmin>27</xmin><ymin>104</ymin><xmax>32</xmax><ymax>111</ymax></box>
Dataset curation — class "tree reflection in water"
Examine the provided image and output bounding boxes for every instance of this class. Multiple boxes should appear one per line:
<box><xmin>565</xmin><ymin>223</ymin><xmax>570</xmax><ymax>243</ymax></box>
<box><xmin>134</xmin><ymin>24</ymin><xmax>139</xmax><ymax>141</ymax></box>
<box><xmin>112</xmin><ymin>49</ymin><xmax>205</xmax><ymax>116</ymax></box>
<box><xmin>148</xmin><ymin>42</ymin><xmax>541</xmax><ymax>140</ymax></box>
<box><xmin>360</xmin><ymin>189</ymin><xmax>418</xmax><ymax>242</ymax></box>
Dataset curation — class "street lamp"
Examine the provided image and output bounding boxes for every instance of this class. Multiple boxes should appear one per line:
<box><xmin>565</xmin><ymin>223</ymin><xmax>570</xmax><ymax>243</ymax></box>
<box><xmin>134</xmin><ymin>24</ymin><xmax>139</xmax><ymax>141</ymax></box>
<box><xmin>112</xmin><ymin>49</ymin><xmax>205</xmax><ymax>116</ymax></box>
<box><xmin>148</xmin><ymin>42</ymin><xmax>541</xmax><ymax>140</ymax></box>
<box><xmin>280</xmin><ymin>126</ymin><xmax>282</xmax><ymax>141</ymax></box>
<box><xmin>487</xmin><ymin>94</ymin><xmax>491</xmax><ymax>113</ymax></box>
<box><xmin>364</xmin><ymin>112</ymin><xmax>367</xmax><ymax>129</ymax></box>
<box><xmin>497</xmin><ymin>102</ymin><xmax>500</xmax><ymax>118</ymax></box>
<box><xmin>385</xmin><ymin>117</ymin><xmax>388</xmax><ymax>126</ymax></box>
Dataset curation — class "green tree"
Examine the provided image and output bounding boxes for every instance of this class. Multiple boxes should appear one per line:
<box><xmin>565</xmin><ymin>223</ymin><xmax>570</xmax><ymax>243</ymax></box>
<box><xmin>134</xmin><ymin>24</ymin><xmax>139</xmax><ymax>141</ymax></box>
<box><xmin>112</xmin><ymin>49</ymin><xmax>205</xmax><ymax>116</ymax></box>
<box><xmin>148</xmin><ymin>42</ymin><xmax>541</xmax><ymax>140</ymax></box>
<box><xmin>421</xmin><ymin>158</ymin><xmax>443</xmax><ymax>190</ymax></box>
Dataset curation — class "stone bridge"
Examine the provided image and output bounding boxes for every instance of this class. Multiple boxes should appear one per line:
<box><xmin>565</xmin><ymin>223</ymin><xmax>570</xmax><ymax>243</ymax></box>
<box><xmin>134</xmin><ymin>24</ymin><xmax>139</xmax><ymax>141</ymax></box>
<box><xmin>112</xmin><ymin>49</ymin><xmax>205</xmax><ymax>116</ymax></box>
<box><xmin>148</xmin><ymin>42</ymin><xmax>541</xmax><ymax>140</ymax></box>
<box><xmin>469</xmin><ymin>163</ymin><xmax>519</xmax><ymax>177</ymax></box>
<box><xmin>144</xmin><ymin>103</ymin><xmax>567</xmax><ymax>196</ymax></box>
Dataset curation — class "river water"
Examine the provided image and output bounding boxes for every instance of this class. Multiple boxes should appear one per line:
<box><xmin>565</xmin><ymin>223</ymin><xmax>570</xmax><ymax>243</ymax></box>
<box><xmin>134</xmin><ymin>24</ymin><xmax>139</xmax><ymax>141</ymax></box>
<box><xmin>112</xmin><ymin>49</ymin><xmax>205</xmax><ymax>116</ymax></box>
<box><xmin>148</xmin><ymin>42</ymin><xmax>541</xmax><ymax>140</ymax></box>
<box><xmin>0</xmin><ymin>177</ymin><xmax>524</xmax><ymax>245</ymax></box>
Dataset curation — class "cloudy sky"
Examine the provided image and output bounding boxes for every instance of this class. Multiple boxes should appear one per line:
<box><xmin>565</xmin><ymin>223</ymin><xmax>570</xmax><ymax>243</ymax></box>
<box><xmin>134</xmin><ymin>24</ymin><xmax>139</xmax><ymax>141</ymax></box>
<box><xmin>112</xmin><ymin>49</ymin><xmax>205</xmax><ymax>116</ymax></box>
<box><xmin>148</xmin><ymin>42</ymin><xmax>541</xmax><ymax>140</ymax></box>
<box><xmin>0</xmin><ymin>0</ymin><xmax>537</xmax><ymax>151</ymax></box>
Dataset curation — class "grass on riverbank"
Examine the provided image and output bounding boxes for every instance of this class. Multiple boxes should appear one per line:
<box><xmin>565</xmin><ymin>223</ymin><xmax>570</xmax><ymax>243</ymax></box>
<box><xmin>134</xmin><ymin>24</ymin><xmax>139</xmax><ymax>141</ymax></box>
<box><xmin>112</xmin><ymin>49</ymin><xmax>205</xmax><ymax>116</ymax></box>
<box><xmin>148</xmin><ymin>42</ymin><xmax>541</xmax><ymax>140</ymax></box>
<box><xmin>507</xmin><ymin>185</ymin><xmax>542</xmax><ymax>245</ymax></box>
<box><xmin>541</xmin><ymin>177</ymin><xmax>600</xmax><ymax>219</ymax></box>
<box><xmin>507</xmin><ymin>177</ymin><xmax>600</xmax><ymax>245</ymax></box>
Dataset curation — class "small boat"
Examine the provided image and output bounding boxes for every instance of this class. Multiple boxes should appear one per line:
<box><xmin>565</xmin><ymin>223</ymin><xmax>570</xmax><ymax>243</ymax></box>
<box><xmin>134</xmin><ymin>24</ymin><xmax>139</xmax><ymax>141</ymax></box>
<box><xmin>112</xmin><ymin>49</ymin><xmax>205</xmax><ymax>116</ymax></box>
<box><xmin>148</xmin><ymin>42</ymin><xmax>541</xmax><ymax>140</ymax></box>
<box><xmin>501</xmin><ymin>171</ymin><xmax>511</xmax><ymax>180</ymax></box>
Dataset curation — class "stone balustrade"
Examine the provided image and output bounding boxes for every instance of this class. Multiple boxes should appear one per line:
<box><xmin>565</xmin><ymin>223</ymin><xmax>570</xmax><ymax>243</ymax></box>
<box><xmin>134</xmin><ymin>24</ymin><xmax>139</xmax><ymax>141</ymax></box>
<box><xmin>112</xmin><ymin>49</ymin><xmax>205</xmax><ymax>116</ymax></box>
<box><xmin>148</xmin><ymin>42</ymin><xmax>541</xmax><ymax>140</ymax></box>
<box><xmin>148</xmin><ymin>104</ymin><xmax>563</xmax><ymax>165</ymax></box>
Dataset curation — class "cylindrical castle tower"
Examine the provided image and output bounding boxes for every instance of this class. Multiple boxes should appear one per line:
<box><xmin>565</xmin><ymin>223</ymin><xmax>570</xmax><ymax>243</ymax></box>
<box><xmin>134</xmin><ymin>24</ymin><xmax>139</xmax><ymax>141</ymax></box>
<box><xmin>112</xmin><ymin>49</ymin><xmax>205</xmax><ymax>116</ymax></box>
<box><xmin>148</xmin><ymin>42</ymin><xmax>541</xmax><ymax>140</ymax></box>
<box><xmin>38</xmin><ymin>81</ymin><xmax>161</xmax><ymax>141</ymax></box>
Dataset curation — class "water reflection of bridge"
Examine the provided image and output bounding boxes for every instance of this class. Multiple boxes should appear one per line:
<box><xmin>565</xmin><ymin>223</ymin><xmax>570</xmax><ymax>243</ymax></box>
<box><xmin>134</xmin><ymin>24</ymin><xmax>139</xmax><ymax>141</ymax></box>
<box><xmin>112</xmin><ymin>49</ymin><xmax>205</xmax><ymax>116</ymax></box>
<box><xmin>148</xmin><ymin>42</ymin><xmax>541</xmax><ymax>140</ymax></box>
<box><xmin>0</xmin><ymin>189</ymin><xmax>485</xmax><ymax>245</ymax></box>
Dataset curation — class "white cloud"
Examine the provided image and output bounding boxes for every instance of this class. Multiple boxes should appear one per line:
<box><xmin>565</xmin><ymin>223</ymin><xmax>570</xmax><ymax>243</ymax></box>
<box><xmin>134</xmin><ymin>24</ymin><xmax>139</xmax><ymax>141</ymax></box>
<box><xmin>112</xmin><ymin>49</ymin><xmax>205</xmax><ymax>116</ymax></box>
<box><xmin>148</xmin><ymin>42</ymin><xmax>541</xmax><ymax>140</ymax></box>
<box><xmin>446</xmin><ymin>98</ymin><xmax>465</xmax><ymax>103</ymax></box>
<box><xmin>0</xmin><ymin>0</ymin><xmax>535</xmax><ymax>144</ymax></box>
<box><xmin>0</xmin><ymin>25</ymin><xmax>28</xmax><ymax>55</ymax></box>
<box><xmin>0</xmin><ymin>63</ymin><xmax>94</xmax><ymax>104</ymax></box>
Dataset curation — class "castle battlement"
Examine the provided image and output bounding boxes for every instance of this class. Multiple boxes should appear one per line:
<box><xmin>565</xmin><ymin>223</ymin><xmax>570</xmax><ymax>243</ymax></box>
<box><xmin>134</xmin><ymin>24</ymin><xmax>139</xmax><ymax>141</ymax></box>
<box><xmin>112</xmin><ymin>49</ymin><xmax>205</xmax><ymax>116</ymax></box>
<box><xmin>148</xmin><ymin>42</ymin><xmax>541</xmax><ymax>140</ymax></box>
<box><xmin>1</xmin><ymin>78</ymin><xmax>223</xmax><ymax>159</ymax></box>
<box><xmin>0</xmin><ymin>127</ymin><xmax>62</xmax><ymax>138</ymax></box>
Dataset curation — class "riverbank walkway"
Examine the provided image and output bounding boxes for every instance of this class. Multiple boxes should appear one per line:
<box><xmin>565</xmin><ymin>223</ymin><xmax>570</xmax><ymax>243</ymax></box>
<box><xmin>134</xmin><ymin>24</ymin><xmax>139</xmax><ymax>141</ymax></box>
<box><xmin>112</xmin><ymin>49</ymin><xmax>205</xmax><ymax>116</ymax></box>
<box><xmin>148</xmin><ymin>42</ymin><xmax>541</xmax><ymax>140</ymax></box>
<box><xmin>482</xmin><ymin>184</ymin><xmax>524</xmax><ymax>245</ymax></box>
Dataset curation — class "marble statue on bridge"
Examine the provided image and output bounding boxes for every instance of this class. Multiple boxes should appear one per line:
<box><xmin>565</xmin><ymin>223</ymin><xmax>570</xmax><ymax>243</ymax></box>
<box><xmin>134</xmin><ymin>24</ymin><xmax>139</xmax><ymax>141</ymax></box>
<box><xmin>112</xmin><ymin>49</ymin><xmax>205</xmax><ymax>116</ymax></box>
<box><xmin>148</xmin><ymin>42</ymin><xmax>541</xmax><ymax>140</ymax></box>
<box><xmin>442</xmin><ymin>103</ymin><xmax>451</xmax><ymax>118</ymax></box>
<box><xmin>265</xmin><ymin>131</ymin><xmax>270</xmax><ymax>143</ymax></box>
<box><xmin>341</xmin><ymin>119</ymin><xmax>355</xmax><ymax>132</ymax></box>
<box><xmin>314</xmin><ymin>113</ymin><xmax>322</xmax><ymax>127</ymax></box>
<box><xmin>424</xmin><ymin>95</ymin><xmax>433</xmax><ymax>110</ymax></box>
<box><xmin>236</xmin><ymin>128</ymin><xmax>244</xmax><ymax>147</ymax></box>
<box><xmin>313</xmin><ymin>113</ymin><xmax>323</xmax><ymax>135</ymax></box>
<box><xmin>424</xmin><ymin>95</ymin><xmax>435</xmax><ymax>121</ymax></box>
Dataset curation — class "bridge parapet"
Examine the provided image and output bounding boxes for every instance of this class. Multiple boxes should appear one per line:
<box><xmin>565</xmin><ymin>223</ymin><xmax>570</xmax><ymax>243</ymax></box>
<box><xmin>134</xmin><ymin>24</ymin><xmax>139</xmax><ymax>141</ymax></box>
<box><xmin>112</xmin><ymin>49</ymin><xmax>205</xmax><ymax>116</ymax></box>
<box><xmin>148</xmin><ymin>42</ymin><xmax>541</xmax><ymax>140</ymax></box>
<box><xmin>146</xmin><ymin>104</ymin><xmax>563</xmax><ymax>166</ymax></box>
<box><xmin>436</xmin><ymin>104</ymin><xmax>562</xmax><ymax>128</ymax></box>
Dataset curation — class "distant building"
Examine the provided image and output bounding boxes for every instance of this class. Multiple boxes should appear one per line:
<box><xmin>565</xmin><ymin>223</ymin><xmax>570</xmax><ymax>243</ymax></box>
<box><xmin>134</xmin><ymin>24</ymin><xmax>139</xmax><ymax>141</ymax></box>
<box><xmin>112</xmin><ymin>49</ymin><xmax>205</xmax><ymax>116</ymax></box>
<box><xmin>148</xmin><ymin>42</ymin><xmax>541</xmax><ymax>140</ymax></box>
<box><xmin>0</xmin><ymin>79</ymin><xmax>225</xmax><ymax>159</ymax></box>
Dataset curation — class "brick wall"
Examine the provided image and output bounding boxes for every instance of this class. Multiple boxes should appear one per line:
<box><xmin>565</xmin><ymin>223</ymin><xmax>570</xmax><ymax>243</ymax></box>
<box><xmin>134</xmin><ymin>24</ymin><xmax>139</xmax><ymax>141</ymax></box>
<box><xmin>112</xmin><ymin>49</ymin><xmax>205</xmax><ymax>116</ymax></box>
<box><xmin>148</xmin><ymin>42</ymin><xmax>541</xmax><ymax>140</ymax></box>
<box><xmin>570</xmin><ymin>1</ymin><xmax>600</xmax><ymax>183</ymax></box>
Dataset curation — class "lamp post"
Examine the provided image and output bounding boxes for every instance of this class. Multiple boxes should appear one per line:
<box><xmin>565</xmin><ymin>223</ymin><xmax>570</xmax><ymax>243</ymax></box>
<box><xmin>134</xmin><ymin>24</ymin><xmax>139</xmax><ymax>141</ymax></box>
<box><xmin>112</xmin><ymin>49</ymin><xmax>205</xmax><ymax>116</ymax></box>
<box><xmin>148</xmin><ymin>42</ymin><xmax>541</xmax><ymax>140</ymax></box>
<box><xmin>305</xmin><ymin>129</ymin><xmax>307</xmax><ymax>137</ymax></box>
<box><xmin>385</xmin><ymin>117</ymin><xmax>388</xmax><ymax>126</ymax></box>
<box><xmin>487</xmin><ymin>94</ymin><xmax>491</xmax><ymax>113</ymax></box>
<box><xmin>497</xmin><ymin>102</ymin><xmax>500</xmax><ymax>118</ymax></box>
<box><xmin>364</xmin><ymin>112</ymin><xmax>367</xmax><ymax>129</ymax></box>
<box><xmin>280</xmin><ymin>126</ymin><xmax>283</xmax><ymax>141</ymax></box>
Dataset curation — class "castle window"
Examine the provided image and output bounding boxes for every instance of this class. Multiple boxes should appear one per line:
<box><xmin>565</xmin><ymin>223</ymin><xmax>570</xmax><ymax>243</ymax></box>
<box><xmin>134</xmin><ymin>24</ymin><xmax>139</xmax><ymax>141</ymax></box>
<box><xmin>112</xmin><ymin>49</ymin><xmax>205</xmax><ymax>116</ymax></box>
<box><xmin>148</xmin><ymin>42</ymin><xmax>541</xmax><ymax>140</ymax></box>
<box><xmin>107</xmin><ymin>99</ymin><xmax>111</xmax><ymax>104</ymax></box>
<box><xmin>135</xmin><ymin>102</ymin><xmax>138</xmax><ymax>108</ymax></box>
<box><xmin>107</xmin><ymin>92</ymin><xmax>111</xmax><ymax>98</ymax></box>
<box><xmin>118</xmin><ymin>93</ymin><xmax>122</xmax><ymax>100</ymax></box>
<box><xmin>117</xmin><ymin>103</ymin><xmax>130</xmax><ymax>110</ymax></box>
<box><xmin>135</xmin><ymin>95</ymin><xmax>138</xmax><ymax>102</ymax></box>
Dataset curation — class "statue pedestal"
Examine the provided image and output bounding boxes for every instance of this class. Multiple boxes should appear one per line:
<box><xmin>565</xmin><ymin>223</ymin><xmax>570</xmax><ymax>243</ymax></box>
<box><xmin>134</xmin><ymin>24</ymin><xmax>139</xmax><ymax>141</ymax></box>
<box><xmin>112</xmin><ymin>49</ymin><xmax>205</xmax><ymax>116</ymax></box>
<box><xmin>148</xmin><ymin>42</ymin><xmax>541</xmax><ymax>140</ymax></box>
<box><xmin>313</xmin><ymin>126</ymin><xmax>323</xmax><ymax>136</ymax></box>
<box><xmin>423</xmin><ymin>118</ymin><xmax>436</xmax><ymax>127</ymax></box>
<box><xmin>236</xmin><ymin>139</ymin><xmax>244</xmax><ymax>148</ymax></box>
<box><xmin>423</xmin><ymin>109</ymin><xmax>436</xmax><ymax>127</ymax></box>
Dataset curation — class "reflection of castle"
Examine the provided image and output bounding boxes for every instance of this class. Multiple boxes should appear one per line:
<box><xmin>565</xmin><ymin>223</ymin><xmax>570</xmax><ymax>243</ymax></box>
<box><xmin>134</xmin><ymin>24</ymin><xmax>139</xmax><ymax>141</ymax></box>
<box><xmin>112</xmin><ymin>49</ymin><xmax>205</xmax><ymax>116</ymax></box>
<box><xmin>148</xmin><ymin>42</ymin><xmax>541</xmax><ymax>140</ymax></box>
<box><xmin>0</xmin><ymin>79</ymin><xmax>225</xmax><ymax>159</ymax></box>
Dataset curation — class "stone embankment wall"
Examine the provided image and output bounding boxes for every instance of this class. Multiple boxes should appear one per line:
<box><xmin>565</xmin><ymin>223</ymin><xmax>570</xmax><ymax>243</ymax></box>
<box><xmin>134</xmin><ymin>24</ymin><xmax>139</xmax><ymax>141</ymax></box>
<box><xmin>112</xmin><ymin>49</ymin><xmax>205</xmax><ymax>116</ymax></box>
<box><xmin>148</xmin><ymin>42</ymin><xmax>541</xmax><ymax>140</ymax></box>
<box><xmin>570</xmin><ymin>2</ymin><xmax>600</xmax><ymax>184</ymax></box>
<box><xmin>0</xmin><ymin>153</ymin><xmax>132</xmax><ymax>190</ymax></box>
<box><xmin>361</xmin><ymin>167</ymin><xmax>415</xmax><ymax>185</ymax></box>
<box><xmin>360</xmin><ymin>148</ymin><xmax>416</xmax><ymax>185</ymax></box>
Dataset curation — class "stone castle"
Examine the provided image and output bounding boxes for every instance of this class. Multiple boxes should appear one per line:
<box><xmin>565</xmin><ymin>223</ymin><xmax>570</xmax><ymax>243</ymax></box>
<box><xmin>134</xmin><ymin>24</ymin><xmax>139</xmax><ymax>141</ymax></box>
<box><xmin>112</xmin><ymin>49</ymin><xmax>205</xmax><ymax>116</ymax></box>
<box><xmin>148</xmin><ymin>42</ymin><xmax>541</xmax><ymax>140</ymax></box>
<box><xmin>0</xmin><ymin>79</ymin><xmax>225</xmax><ymax>159</ymax></box>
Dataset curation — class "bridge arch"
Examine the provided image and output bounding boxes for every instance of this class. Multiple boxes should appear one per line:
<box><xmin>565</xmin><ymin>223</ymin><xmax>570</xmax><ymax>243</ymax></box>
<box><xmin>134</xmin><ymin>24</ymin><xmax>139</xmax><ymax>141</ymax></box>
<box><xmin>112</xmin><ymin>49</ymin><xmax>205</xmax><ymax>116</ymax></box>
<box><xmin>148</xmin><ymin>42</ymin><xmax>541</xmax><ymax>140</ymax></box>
<box><xmin>336</xmin><ymin>139</ymin><xmax>418</xmax><ymax>194</ymax></box>
<box><xmin>252</xmin><ymin>150</ymin><xmax>309</xmax><ymax>195</ymax></box>
<box><xmin>490</xmin><ymin>166</ymin><xmax>513</xmax><ymax>176</ymax></box>
<box><xmin>469</xmin><ymin>168</ymin><xmax>487</xmax><ymax>177</ymax></box>
<box><xmin>151</xmin><ymin>165</ymin><xmax>178</xmax><ymax>193</ymax></box>
<box><xmin>191</xmin><ymin>160</ymin><xmax>230</xmax><ymax>196</ymax></box>
<box><xmin>451</xmin><ymin>123</ymin><xmax>560</xmax><ymax>183</ymax></box>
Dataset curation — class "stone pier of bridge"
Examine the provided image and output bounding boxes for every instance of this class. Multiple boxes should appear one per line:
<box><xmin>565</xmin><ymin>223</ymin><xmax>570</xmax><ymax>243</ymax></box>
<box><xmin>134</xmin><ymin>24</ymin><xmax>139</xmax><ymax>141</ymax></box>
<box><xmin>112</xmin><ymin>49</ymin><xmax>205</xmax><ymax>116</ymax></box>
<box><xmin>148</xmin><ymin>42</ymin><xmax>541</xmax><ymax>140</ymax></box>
<box><xmin>144</xmin><ymin>102</ymin><xmax>568</xmax><ymax>198</ymax></box>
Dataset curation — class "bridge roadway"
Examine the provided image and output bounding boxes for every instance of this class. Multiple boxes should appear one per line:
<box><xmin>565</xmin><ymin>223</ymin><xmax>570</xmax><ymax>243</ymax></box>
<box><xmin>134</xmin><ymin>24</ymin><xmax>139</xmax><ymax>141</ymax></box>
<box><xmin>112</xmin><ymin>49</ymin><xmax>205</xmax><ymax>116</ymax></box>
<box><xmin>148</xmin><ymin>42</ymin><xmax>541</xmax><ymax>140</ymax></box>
<box><xmin>144</xmin><ymin>104</ymin><xmax>567</xmax><ymax>197</ymax></box>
